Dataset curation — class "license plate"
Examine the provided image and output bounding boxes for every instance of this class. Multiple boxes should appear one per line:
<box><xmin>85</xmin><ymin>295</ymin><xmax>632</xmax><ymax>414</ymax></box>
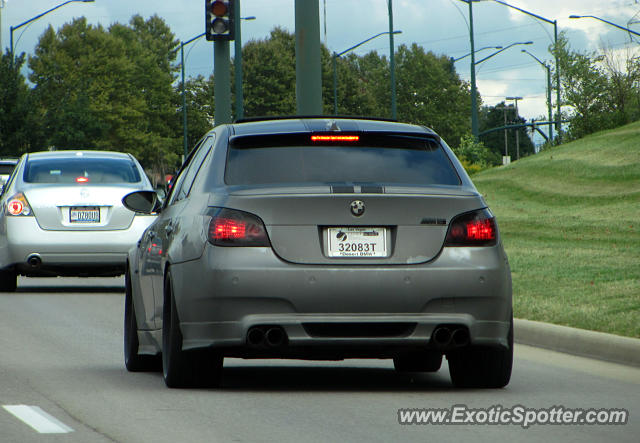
<box><xmin>70</xmin><ymin>207</ymin><xmax>100</xmax><ymax>223</ymax></box>
<box><xmin>326</xmin><ymin>227</ymin><xmax>388</xmax><ymax>258</ymax></box>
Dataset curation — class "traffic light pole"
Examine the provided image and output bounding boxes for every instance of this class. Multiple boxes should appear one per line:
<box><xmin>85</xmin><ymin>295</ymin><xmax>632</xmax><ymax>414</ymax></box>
<box><xmin>214</xmin><ymin>41</ymin><xmax>232</xmax><ymax>125</ymax></box>
<box><xmin>294</xmin><ymin>0</ymin><xmax>323</xmax><ymax>115</ymax></box>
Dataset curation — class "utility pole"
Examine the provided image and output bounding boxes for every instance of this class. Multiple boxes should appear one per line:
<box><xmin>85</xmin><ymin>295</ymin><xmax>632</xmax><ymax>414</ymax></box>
<box><xmin>506</xmin><ymin>96</ymin><xmax>522</xmax><ymax>160</ymax></box>
<box><xmin>496</xmin><ymin>105</ymin><xmax>508</xmax><ymax>158</ymax></box>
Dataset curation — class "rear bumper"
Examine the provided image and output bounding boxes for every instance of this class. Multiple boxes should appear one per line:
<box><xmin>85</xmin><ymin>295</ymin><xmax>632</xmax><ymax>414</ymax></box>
<box><xmin>168</xmin><ymin>245</ymin><xmax>512</xmax><ymax>356</ymax></box>
<box><xmin>0</xmin><ymin>216</ymin><xmax>154</xmax><ymax>275</ymax></box>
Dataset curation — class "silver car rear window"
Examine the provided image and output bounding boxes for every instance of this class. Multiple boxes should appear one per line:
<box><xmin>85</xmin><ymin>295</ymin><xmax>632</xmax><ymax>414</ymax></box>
<box><xmin>0</xmin><ymin>164</ymin><xmax>16</xmax><ymax>174</ymax></box>
<box><xmin>24</xmin><ymin>157</ymin><xmax>142</xmax><ymax>184</ymax></box>
<box><xmin>225</xmin><ymin>134</ymin><xmax>461</xmax><ymax>186</ymax></box>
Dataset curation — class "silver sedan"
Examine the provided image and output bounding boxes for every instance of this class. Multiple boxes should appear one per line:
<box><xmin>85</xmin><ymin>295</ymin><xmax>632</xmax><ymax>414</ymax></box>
<box><xmin>123</xmin><ymin>118</ymin><xmax>513</xmax><ymax>389</ymax></box>
<box><xmin>0</xmin><ymin>150</ymin><xmax>156</xmax><ymax>291</ymax></box>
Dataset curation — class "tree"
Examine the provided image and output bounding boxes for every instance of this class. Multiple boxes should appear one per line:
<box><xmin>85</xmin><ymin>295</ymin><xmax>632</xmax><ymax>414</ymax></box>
<box><xmin>28</xmin><ymin>16</ymin><xmax>181</xmax><ymax>172</ymax></box>
<box><xmin>179</xmin><ymin>75</ymin><xmax>215</xmax><ymax>151</ymax></box>
<box><xmin>0</xmin><ymin>51</ymin><xmax>43</xmax><ymax>156</ymax></box>
<box><xmin>600</xmin><ymin>44</ymin><xmax>640</xmax><ymax>127</ymax></box>
<box><xmin>394</xmin><ymin>44</ymin><xmax>471</xmax><ymax>147</ymax></box>
<box><xmin>241</xmin><ymin>27</ymin><xmax>297</xmax><ymax>117</ymax></box>
<box><xmin>479</xmin><ymin>102</ymin><xmax>535</xmax><ymax>161</ymax></box>
<box><xmin>552</xmin><ymin>33</ymin><xmax>612</xmax><ymax>140</ymax></box>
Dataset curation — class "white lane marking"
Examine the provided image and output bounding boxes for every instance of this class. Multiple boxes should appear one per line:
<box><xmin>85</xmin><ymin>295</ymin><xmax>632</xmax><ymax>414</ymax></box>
<box><xmin>3</xmin><ymin>405</ymin><xmax>74</xmax><ymax>434</ymax></box>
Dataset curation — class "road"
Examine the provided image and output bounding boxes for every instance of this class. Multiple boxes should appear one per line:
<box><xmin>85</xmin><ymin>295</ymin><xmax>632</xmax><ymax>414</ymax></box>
<box><xmin>0</xmin><ymin>277</ymin><xmax>638</xmax><ymax>443</ymax></box>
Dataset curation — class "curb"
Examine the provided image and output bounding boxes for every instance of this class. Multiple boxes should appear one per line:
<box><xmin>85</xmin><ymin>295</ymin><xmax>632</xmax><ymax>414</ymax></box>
<box><xmin>514</xmin><ymin>318</ymin><xmax>640</xmax><ymax>368</ymax></box>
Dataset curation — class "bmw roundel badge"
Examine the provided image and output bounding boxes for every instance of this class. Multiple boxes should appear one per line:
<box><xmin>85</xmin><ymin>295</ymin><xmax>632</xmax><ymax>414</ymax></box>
<box><xmin>350</xmin><ymin>200</ymin><xmax>365</xmax><ymax>216</ymax></box>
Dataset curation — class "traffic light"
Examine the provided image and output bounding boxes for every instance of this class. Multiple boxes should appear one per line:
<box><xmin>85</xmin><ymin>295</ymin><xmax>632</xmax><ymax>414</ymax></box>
<box><xmin>206</xmin><ymin>0</ymin><xmax>235</xmax><ymax>41</ymax></box>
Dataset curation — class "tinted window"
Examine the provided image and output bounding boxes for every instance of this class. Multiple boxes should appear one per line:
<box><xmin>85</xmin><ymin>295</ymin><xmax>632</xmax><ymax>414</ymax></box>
<box><xmin>225</xmin><ymin>134</ymin><xmax>460</xmax><ymax>186</ymax></box>
<box><xmin>0</xmin><ymin>164</ymin><xmax>16</xmax><ymax>175</ymax></box>
<box><xmin>168</xmin><ymin>136</ymin><xmax>214</xmax><ymax>205</ymax></box>
<box><xmin>24</xmin><ymin>157</ymin><xmax>142</xmax><ymax>184</ymax></box>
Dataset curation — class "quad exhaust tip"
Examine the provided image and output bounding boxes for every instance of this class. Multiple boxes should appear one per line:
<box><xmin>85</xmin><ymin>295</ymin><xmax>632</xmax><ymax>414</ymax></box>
<box><xmin>432</xmin><ymin>326</ymin><xmax>470</xmax><ymax>349</ymax></box>
<box><xmin>265</xmin><ymin>327</ymin><xmax>286</xmax><ymax>347</ymax></box>
<box><xmin>247</xmin><ymin>327</ymin><xmax>265</xmax><ymax>346</ymax></box>
<box><xmin>247</xmin><ymin>326</ymin><xmax>287</xmax><ymax>347</ymax></box>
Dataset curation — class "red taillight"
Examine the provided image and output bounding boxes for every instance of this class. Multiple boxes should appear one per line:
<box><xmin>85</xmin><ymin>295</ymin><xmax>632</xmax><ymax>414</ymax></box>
<box><xmin>212</xmin><ymin>218</ymin><xmax>246</xmax><ymax>240</ymax></box>
<box><xmin>6</xmin><ymin>193</ymin><xmax>33</xmax><ymax>216</ymax></box>
<box><xmin>445</xmin><ymin>209</ymin><xmax>497</xmax><ymax>246</ymax></box>
<box><xmin>76</xmin><ymin>176</ymin><xmax>89</xmax><ymax>183</ymax></box>
<box><xmin>207</xmin><ymin>208</ymin><xmax>270</xmax><ymax>247</ymax></box>
<box><xmin>8</xmin><ymin>200</ymin><xmax>23</xmax><ymax>215</ymax></box>
<box><xmin>466</xmin><ymin>219</ymin><xmax>495</xmax><ymax>241</ymax></box>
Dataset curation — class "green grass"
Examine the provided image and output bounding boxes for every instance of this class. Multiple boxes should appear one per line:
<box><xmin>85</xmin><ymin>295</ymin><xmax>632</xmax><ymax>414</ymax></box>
<box><xmin>473</xmin><ymin>122</ymin><xmax>640</xmax><ymax>338</ymax></box>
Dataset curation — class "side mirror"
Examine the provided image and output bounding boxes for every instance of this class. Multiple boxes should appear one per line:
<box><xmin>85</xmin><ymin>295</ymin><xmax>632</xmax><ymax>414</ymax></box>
<box><xmin>123</xmin><ymin>190</ymin><xmax>162</xmax><ymax>214</ymax></box>
<box><xmin>154</xmin><ymin>186</ymin><xmax>167</xmax><ymax>201</ymax></box>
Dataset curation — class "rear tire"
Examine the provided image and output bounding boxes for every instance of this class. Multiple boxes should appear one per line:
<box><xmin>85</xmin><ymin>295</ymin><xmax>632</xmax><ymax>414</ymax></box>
<box><xmin>0</xmin><ymin>269</ymin><xmax>17</xmax><ymax>292</ymax></box>
<box><xmin>124</xmin><ymin>265</ymin><xmax>161</xmax><ymax>372</ymax></box>
<box><xmin>393</xmin><ymin>351</ymin><xmax>442</xmax><ymax>372</ymax></box>
<box><xmin>447</xmin><ymin>316</ymin><xmax>513</xmax><ymax>388</ymax></box>
<box><xmin>162</xmin><ymin>270</ymin><xmax>223</xmax><ymax>389</ymax></box>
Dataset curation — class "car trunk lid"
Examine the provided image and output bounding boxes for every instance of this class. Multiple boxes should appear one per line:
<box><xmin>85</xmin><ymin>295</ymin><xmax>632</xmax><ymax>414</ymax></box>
<box><xmin>216</xmin><ymin>185</ymin><xmax>486</xmax><ymax>265</ymax></box>
<box><xmin>24</xmin><ymin>185</ymin><xmax>141</xmax><ymax>231</ymax></box>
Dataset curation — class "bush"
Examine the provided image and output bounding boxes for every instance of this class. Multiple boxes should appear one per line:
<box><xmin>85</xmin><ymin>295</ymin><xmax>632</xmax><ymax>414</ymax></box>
<box><xmin>452</xmin><ymin>134</ymin><xmax>500</xmax><ymax>174</ymax></box>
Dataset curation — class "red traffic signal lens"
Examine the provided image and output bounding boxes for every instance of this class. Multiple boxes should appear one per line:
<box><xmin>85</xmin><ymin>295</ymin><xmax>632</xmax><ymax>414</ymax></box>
<box><xmin>211</xmin><ymin>1</ymin><xmax>228</xmax><ymax>17</ymax></box>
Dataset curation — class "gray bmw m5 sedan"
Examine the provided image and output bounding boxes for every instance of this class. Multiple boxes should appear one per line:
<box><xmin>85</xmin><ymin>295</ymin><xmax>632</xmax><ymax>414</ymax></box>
<box><xmin>122</xmin><ymin>117</ymin><xmax>513</xmax><ymax>389</ymax></box>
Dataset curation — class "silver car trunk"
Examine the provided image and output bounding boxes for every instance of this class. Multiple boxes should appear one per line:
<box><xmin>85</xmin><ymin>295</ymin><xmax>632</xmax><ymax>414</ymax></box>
<box><xmin>220</xmin><ymin>185</ymin><xmax>486</xmax><ymax>265</ymax></box>
<box><xmin>25</xmin><ymin>185</ymin><xmax>140</xmax><ymax>231</ymax></box>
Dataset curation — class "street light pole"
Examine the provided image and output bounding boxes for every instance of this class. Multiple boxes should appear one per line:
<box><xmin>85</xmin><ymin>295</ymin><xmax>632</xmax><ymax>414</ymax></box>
<box><xmin>468</xmin><ymin>35</ymin><xmax>532</xmax><ymax>139</ymax></box>
<box><xmin>474</xmin><ymin>41</ymin><xmax>532</xmax><ymax>64</ymax></box>
<box><xmin>177</xmin><ymin>33</ymin><xmax>206</xmax><ymax>158</ymax></box>
<box><xmin>0</xmin><ymin>0</ymin><xmax>5</xmax><ymax>52</ymax></box>
<box><xmin>9</xmin><ymin>0</ymin><xmax>94</xmax><ymax>66</ymax></box>
<box><xmin>451</xmin><ymin>45</ymin><xmax>502</xmax><ymax>63</ymax></box>
<box><xmin>233</xmin><ymin>2</ymin><xmax>256</xmax><ymax>121</ymax></box>
<box><xmin>569</xmin><ymin>15</ymin><xmax>640</xmax><ymax>37</ymax></box>
<box><xmin>388</xmin><ymin>0</ymin><xmax>397</xmax><ymax>119</ymax></box>
<box><xmin>468</xmin><ymin>0</ymin><xmax>479</xmax><ymax>138</ymax></box>
<box><xmin>521</xmin><ymin>49</ymin><xmax>553</xmax><ymax>142</ymax></box>
<box><xmin>491</xmin><ymin>0</ymin><xmax>561</xmax><ymax>142</ymax></box>
<box><xmin>332</xmin><ymin>30</ymin><xmax>402</xmax><ymax>115</ymax></box>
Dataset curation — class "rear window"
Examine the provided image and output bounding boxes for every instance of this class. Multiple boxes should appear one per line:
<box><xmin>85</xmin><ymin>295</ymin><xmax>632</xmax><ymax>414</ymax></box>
<box><xmin>24</xmin><ymin>157</ymin><xmax>142</xmax><ymax>184</ymax></box>
<box><xmin>0</xmin><ymin>164</ymin><xmax>16</xmax><ymax>175</ymax></box>
<box><xmin>225</xmin><ymin>133</ymin><xmax>461</xmax><ymax>186</ymax></box>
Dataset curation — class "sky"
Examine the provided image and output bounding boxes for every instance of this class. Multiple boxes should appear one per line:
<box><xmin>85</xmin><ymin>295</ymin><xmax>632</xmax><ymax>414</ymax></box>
<box><xmin>2</xmin><ymin>0</ymin><xmax>640</xmax><ymax>140</ymax></box>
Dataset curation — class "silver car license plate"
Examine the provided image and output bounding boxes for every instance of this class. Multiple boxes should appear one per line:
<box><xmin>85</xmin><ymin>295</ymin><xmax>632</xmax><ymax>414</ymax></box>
<box><xmin>326</xmin><ymin>227</ymin><xmax>387</xmax><ymax>258</ymax></box>
<box><xmin>70</xmin><ymin>207</ymin><xmax>100</xmax><ymax>223</ymax></box>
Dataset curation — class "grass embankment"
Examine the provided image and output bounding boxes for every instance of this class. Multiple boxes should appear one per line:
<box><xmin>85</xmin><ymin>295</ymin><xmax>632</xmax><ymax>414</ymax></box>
<box><xmin>473</xmin><ymin>122</ymin><xmax>640</xmax><ymax>338</ymax></box>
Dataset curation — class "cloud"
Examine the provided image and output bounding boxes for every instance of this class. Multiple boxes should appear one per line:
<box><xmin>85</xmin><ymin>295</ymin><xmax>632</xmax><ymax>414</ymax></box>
<box><xmin>4</xmin><ymin>0</ymin><xmax>639</xmax><ymax>122</ymax></box>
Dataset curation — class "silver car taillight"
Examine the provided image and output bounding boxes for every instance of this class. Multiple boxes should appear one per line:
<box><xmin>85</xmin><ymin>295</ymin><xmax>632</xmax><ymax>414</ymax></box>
<box><xmin>6</xmin><ymin>192</ymin><xmax>33</xmax><ymax>216</ymax></box>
